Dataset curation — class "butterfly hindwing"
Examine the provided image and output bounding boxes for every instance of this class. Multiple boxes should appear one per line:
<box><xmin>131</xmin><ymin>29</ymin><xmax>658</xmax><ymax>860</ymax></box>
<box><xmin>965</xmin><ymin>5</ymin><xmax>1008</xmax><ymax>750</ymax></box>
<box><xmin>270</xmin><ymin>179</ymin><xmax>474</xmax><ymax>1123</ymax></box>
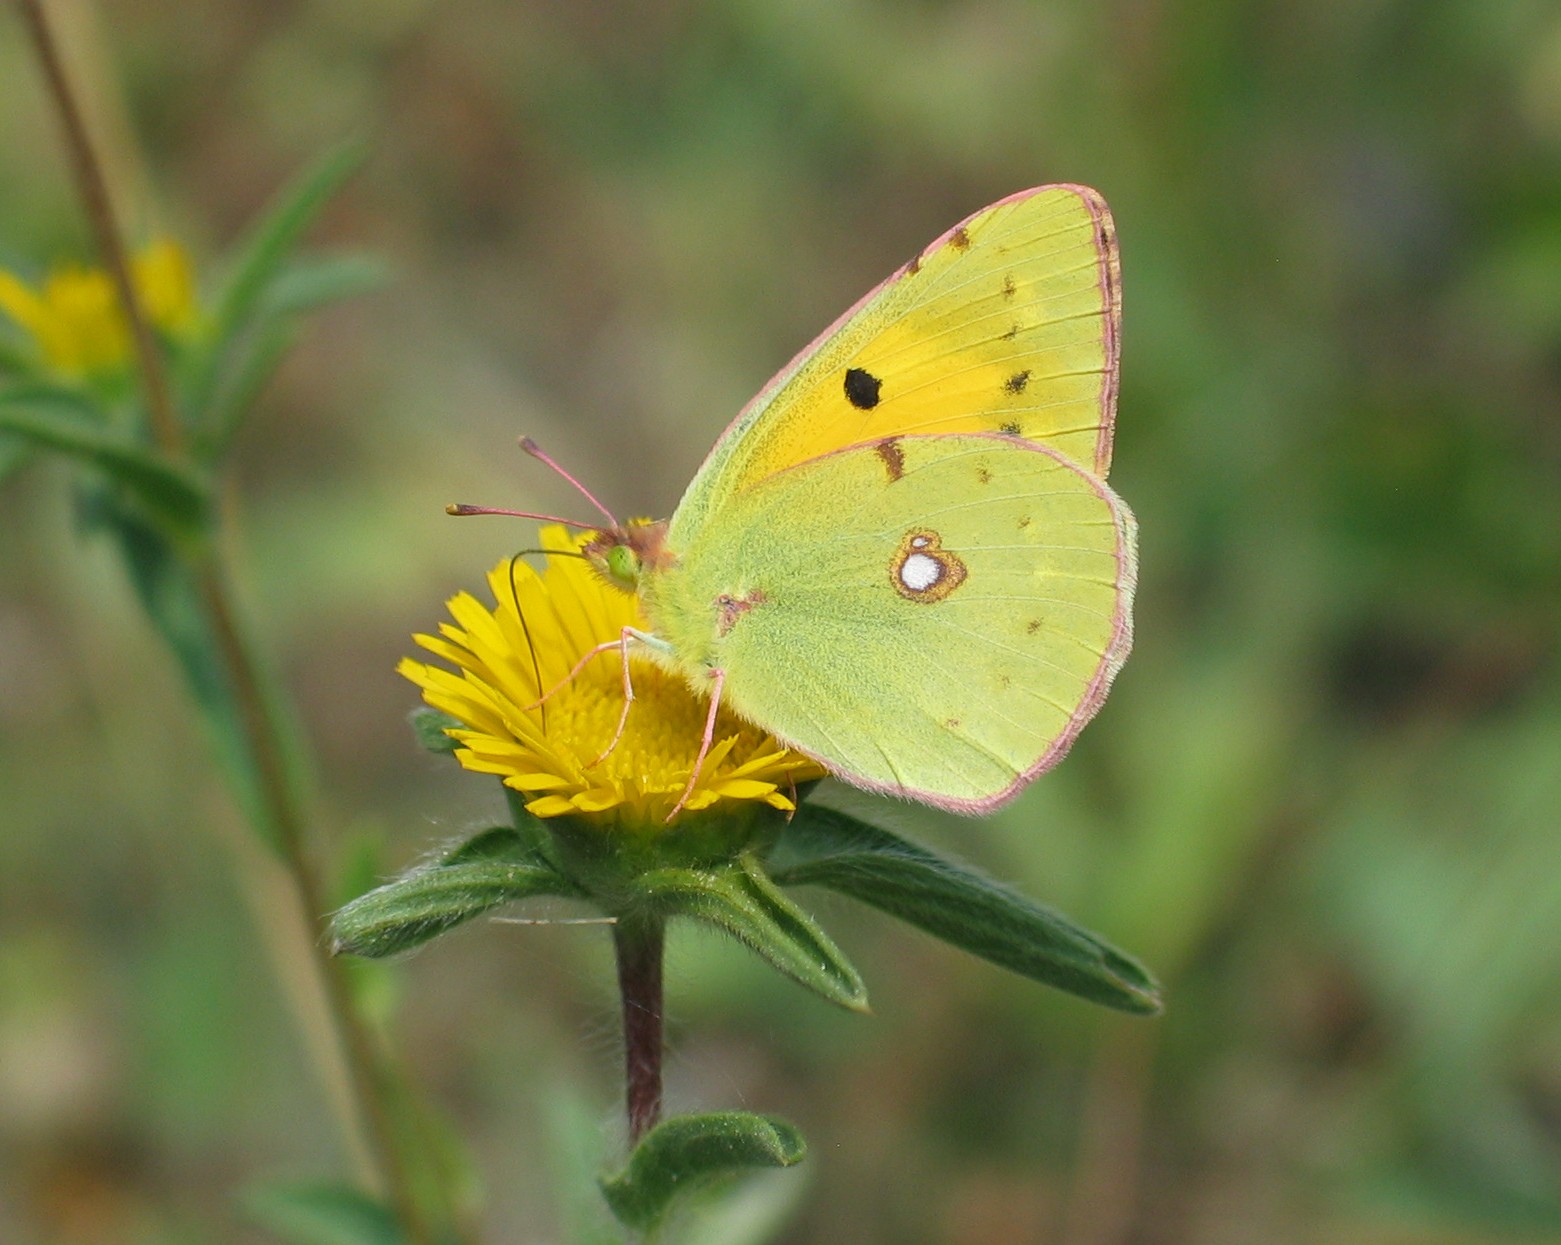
<box><xmin>644</xmin><ymin>433</ymin><xmax>1136</xmax><ymax>811</ymax></box>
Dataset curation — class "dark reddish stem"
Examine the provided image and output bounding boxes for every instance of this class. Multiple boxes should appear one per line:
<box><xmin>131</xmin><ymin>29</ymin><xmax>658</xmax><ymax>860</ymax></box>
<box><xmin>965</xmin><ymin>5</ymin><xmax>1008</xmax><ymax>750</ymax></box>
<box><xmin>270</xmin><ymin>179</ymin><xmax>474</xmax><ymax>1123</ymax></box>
<box><xmin>614</xmin><ymin>915</ymin><xmax>666</xmax><ymax>1145</ymax></box>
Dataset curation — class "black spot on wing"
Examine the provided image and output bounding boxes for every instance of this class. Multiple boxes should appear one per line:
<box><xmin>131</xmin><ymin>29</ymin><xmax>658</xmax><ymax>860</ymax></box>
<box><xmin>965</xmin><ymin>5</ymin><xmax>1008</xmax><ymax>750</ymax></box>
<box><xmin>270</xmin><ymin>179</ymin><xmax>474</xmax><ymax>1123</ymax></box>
<box><xmin>844</xmin><ymin>367</ymin><xmax>882</xmax><ymax>410</ymax></box>
<box><xmin>1002</xmin><ymin>274</ymin><xmax>1017</xmax><ymax>301</ymax></box>
<box><xmin>950</xmin><ymin>226</ymin><xmax>971</xmax><ymax>251</ymax></box>
<box><xmin>999</xmin><ymin>420</ymin><xmax>1022</xmax><ymax>436</ymax></box>
<box><xmin>1004</xmin><ymin>370</ymin><xmax>1031</xmax><ymax>395</ymax></box>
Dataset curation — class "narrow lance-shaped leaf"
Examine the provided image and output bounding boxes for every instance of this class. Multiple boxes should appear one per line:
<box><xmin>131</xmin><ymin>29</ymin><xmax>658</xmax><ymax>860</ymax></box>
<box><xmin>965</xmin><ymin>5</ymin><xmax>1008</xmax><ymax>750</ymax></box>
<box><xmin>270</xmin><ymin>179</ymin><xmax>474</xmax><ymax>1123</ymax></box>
<box><xmin>200</xmin><ymin>254</ymin><xmax>391</xmax><ymax>454</ymax></box>
<box><xmin>243</xmin><ymin>1180</ymin><xmax>403</xmax><ymax>1245</ymax></box>
<box><xmin>599</xmin><ymin>1111</ymin><xmax>806</xmax><ymax>1237</ymax></box>
<box><xmin>77</xmin><ymin>490</ymin><xmax>293</xmax><ymax>852</ymax></box>
<box><xmin>0</xmin><ymin>389</ymin><xmax>208</xmax><ymax>535</ymax></box>
<box><xmin>208</xmin><ymin>142</ymin><xmax>368</xmax><ymax>347</ymax></box>
<box><xmin>264</xmin><ymin>253</ymin><xmax>390</xmax><ymax>316</ymax></box>
<box><xmin>770</xmin><ymin>804</ymin><xmax>1162</xmax><ymax>1015</ymax></box>
<box><xmin>638</xmin><ymin>856</ymin><xmax>868</xmax><ymax>1012</ymax></box>
<box><xmin>331</xmin><ymin>825</ymin><xmax>585</xmax><ymax>958</ymax></box>
<box><xmin>0</xmin><ymin>331</ymin><xmax>36</xmax><ymax>375</ymax></box>
<box><xmin>183</xmin><ymin>142</ymin><xmax>367</xmax><ymax>437</ymax></box>
<box><xmin>0</xmin><ymin>432</ymin><xmax>30</xmax><ymax>482</ymax></box>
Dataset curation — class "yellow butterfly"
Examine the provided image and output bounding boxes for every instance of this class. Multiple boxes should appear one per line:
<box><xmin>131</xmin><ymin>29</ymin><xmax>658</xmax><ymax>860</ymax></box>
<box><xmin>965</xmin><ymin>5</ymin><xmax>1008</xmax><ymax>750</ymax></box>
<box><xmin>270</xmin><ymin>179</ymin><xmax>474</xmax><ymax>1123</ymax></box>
<box><xmin>465</xmin><ymin>185</ymin><xmax>1136</xmax><ymax>816</ymax></box>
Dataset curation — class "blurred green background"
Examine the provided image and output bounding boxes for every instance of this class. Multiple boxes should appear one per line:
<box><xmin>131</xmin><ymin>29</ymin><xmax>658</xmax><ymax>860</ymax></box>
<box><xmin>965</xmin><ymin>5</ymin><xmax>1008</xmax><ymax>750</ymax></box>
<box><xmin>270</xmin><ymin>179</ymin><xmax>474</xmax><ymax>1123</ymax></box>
<box><xmin>3</xmin><ymin>1</ymin><xmax>1560</xmax><ymax>1242</ymax></box>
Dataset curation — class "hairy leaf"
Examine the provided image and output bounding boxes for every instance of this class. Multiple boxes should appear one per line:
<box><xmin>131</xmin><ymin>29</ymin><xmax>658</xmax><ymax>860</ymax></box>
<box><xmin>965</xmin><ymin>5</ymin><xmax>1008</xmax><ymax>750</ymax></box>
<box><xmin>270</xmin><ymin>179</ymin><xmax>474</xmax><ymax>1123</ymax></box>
<box><xmin>771</xmin><ymin>805</ymin><xmax>1161</xmax><ymax>1014</ymax></box>
<box><xmin>600</xmin><ymin>1111</ymin><xmax>806</xmax><ymax>1236</ymax></box>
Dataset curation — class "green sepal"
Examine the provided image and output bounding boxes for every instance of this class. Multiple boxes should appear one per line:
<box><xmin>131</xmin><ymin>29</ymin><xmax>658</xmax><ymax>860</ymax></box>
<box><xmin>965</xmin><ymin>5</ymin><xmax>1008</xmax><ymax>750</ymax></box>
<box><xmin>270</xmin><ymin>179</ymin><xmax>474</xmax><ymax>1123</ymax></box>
<box><xmin>331</xmin><ymin>826</ymin><xmax>585</xmax><ymax>958</ymax></box>
<box><xmin>599</xmin><ymin>1111</ymin><xmax>806</xmax><ymax>1237</ymax></box>
<box><xmin>770</xmin><ymin>805</ymin><xmax>1162</xmax><ymax>1015</ymax></box>
<box><xmin>0</xmin><ymin>385</ymin><xmax>208</xmax><ymax>536</ymax></box>
<box><xmin>638</xmin><ymin>856</ymin><xmax>868</xmax><ymax>1012</ymax></box>
<box><xmin>409</xmin><ymin>706</ymin><xmax>463</xmax><ymax>755</ymax></box>
<box><xmin>242</xmin><ymin>1180</ymin><xmax>404</xmax><ymax>1245</ymax></box>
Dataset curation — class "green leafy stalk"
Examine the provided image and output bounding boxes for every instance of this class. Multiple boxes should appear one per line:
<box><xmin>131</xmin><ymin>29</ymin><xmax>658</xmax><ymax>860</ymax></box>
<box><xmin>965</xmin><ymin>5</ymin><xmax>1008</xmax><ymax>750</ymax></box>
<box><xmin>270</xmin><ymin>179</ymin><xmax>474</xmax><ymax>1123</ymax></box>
<box><xmin>15</xmin><ymin>8</ymin><xmax>440</xmax><ymax>1239</ymax></box>
<box><xmin>0</xmin><ymin>391</ymin><xmax>208</xmax><ymax>535</ymax></box>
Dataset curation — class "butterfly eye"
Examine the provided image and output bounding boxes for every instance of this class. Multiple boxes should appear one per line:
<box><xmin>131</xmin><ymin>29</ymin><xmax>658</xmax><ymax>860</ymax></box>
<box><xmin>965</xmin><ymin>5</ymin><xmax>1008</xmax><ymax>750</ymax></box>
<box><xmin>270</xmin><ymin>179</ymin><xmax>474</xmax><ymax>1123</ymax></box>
<box><xmin>605</xmin><ymin>544</ymin><xmax>641</xmax><ymax>590</ymax></box>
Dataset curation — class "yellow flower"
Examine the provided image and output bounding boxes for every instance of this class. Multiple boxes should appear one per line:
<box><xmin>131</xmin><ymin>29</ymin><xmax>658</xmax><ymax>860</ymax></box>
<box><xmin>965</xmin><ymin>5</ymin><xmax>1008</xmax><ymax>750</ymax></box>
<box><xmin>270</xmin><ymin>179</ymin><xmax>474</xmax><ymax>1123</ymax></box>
<box><xmin>400</xmin><ymin>526</ymin><xmax>826</xmax><ymax>829</ymax></box>
<box><xmin>0</xmin><ymin>239</ymin><xmax>200</xmax><ymax>377</ymax></box>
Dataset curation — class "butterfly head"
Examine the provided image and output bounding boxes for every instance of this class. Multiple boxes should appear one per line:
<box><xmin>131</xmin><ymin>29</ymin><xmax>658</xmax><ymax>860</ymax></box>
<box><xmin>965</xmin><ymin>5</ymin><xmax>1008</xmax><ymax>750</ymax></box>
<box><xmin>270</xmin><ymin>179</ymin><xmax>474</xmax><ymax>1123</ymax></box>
<box><xmin>582</xmin><ymin>518</ymin><xmax>671</xmax><ymax>593</ymax></box>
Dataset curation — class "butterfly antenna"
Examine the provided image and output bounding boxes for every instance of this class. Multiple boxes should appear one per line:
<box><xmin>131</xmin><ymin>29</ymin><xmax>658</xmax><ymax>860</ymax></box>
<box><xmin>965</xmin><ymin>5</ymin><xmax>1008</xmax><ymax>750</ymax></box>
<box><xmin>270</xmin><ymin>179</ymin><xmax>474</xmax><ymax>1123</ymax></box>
<box><xmin>445</xmin><ymin>503</ymin><xmax>598</xmax><ymax>527</ymax></box>
<box><xmin>507</xmin><ymin>556</ymin><xmax>548</xmax><ymax>734</ymax></box>
<box><xmin>520</xmin><ymin>437</ymin><xmax>619</xmax><ymax>528</ymax></box>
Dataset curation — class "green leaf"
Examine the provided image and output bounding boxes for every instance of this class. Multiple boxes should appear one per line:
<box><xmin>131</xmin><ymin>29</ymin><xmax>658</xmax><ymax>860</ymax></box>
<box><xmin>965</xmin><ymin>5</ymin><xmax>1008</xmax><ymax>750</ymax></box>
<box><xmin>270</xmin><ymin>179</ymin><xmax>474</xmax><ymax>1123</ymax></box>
<box><xmin>0</xmin><ymin>387</ymin><xmax>208</xmax><ymax>535</ymax></box>
<box><xmin>599</xmin><ymin>1111</ymin><xmax>806</xmax><ymax>1237</ymax></box>
<box><xmin>409</xmin><ymin>706</ymin><xmax>462</xmax><ymax>755</ymax></box>
<box><xmin>244</xmin><ymin>1181</ymin><xmax>403</xmax><ymax>1245</ymax></box>
<box><xmin>639</xmin><ymin>857</ymin><xmax>868</xmax><ymax>1012</ymax></box>
<box><xmin>195</xmin><ymin>254</ymin><xmax>389</xmax><ymax>454</ymax></box>
<box><xmin>209</xmin><ymin>143</ymin><xmax>368</xmax><ymax>348</ymax></box>
<box><xmin>0</xmin><ymin>429</ymin><xmax>33</xmax><ymax>483</ymax></box>
<box><xmin>264</xmin><ymin>253</ymin><xmax>390</xmax><ymax>316</ymax></box>
<box><xmin>199</xmin><ymin>315</ymin><xmax>298</xmax><ymax>455</ymax></box>
<box><xmin>331</xmin><ymin>828</ymin><xmax>585</xmax><ymax>958</ymax></box>
<box><xmin>183</xmin><ymin>142</ymin><xmax>367</xmax><ymax>437</ymax></box>
<box><xmin>0</xmin><ymin>332</ymin><xmax>37</xmax><ymax>378</ymax></box>
<box><xmin>770</xmin><ymin>805</ymin><xmax>1162</xmax><ymax>1015</ymax></box>
<box><xmin>77</xmin><ymin>489</ymin><xmax>293</xmax><ymax>852</ymax></box>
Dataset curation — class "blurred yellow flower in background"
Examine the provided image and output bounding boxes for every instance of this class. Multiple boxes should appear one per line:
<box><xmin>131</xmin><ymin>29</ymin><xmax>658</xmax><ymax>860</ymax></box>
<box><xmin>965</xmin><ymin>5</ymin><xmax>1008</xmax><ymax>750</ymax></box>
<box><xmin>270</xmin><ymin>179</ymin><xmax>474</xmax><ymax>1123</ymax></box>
<box><xmin>400</xmin><ymin>526</ymin><xmax>825</xmax><ymax>829</ymax></box>
<box><xmin>0</xmin><ymin>238</ymin><xmax>199</xmax><ymax>377</ymax></box>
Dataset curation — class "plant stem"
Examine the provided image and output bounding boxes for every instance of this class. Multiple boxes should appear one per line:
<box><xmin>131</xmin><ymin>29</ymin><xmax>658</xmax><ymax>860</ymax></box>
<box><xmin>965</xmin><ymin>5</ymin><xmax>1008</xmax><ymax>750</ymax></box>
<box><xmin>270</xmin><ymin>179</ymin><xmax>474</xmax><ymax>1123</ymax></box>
<box><xmin>614</xmin><ymin>915</ymin><xmax>667</xmax><ymax>1145</ymax></box>
<box><xmin>17</xmin><ymin>4</ymin><xmax>440</xmax><ymax>1241</ymax></box>
<box><xmin>15</xmin><ymin>0</ymin><xmax>183</xmax><ymax>455</ymax></box>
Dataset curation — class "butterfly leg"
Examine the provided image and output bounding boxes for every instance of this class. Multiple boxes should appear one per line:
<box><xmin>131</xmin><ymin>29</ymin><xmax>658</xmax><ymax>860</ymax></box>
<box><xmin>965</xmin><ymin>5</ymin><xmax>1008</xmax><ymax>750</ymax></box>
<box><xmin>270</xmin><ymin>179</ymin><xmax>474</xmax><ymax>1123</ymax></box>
<box><xmin>525</xmin><ymin>636</ymin><xmax>626</xmax><ymax>712</ymax></box>
<box><xmin>667</xmin><ymin>666</ymin><xmax>726</xmax><ymax>822</ymax></box>
<box><xmin>588</xmin><ymin>626</ymin><xmax>653</xmax><ymax>768</ymax></box>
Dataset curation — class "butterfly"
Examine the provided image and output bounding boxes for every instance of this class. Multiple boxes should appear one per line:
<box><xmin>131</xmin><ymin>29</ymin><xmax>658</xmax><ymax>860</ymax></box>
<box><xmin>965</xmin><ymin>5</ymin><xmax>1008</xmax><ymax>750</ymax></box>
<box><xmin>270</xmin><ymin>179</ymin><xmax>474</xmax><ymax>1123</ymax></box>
<box><xmin>463</xmin><ymin>185</ymin><xmax>1136</xmax><ymax>818</ymax></box>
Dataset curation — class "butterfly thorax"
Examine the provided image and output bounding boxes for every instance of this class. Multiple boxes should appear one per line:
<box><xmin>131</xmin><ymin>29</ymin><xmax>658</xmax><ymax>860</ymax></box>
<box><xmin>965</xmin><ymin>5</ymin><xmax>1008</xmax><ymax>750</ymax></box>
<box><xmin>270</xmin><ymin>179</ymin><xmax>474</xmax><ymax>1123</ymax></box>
<box><xmin>582</xmin><ymin>519</ymin><xmax>673</xmax><ymax>593</ymax></box>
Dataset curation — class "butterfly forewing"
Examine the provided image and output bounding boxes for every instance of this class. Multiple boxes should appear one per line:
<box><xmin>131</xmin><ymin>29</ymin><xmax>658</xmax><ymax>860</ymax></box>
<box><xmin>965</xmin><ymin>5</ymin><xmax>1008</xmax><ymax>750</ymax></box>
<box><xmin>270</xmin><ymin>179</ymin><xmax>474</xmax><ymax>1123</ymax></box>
<box><xmin>672</xmin><ymin>185</ymin><xmax>1120</xmax><ymax>543</ymax></box>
